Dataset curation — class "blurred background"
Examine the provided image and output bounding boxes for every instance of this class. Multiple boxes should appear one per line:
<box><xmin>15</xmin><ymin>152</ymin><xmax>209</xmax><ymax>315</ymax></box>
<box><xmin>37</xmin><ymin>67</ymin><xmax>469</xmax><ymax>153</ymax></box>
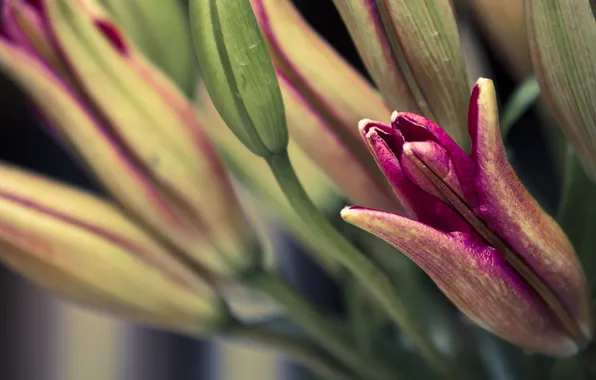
<box><xmin>0</xmin><ymin>0</ymin><xmax>555</xmax><ymax>379</ymax></box>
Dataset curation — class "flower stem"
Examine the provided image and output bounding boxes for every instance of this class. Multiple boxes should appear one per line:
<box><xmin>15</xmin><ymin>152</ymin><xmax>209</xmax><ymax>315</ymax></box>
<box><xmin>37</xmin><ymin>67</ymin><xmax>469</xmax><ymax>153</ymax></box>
<box><xmin>228</xmin><ymin>320</ymin><xmax>360</xmax><ymax>380</ymax></box>
<box><xmin>245</xmin><ymin>271</ymin><xmax>398</xmax><ymax>380</ymax></box>
<box><xmin>266</xmin><ymin>151</ymin><xmax>456</xmax><ymax>379</ymax></box>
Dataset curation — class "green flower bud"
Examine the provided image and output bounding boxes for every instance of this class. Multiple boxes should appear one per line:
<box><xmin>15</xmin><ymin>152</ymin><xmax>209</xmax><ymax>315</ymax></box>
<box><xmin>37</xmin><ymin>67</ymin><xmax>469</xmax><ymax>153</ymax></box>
<box><xmin>190</xmin><ymin>0</ymin><xmax>288</xmax><ymax>157</ymax></box>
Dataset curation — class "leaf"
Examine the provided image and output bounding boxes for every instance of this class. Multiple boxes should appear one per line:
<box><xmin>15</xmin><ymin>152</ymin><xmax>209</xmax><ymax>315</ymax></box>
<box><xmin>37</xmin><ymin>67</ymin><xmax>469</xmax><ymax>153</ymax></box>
<box><xmin>500</xmin><ymin>76</ymin><xmax>540</xmax><ymax>136</ymax></box>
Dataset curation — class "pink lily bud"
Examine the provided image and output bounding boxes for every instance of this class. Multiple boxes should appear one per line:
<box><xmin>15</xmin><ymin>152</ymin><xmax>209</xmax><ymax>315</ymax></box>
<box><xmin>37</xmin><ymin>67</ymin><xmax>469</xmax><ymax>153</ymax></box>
<box><xmin>342</xmin><ymin>78</ymin><xmax>592</xmax><ymax>356</ymax></box>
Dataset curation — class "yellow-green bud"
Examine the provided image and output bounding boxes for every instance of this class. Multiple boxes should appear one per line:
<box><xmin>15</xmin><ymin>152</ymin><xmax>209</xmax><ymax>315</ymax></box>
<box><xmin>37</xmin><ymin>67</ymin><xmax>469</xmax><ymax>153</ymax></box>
<box><xmin>190</xmin><ymin>0</ymin><xmax>288</xmax><ymax>157</ymax></box>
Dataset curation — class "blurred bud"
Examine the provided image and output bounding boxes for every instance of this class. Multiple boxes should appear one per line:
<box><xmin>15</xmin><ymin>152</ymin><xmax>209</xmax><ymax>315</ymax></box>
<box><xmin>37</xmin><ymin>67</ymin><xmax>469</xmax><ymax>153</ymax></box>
<box><xmin>0</xmin><ymin>0</ymin><xmax>258</xmax><ymax>278</ymax></box>
<box><xmin>0</xmin><ymin>163</ymin><xmax>227</xmax><ymax>335</ymax></box>
<box><xmin>190</xmin><ymin>0</ymin><xmax>288</xmax><ymax>157</ymax></box>
<box><xmin>250</xmin><ymin>0</ymin><xmax>403</xmax><ymax>213</ymax></box>
<box><xmin>468</xmin><ymin>0</ymin><xmax>532</xmax><ymax>79</ymax></box>
<box><xmin>331</xmin><ymin>0</ymin><xmax>470</xmax><ymax>147</ymax></box>
<box><xmin>527</xmin><ymin>0</ymin><xmax>596</xmax><ymax>183</ymax></box>
<box><xmin>99</xmin><ymin>0</ymin><xmax>197</xmax><ymax>96</ymax></box>
<box><xmin>343</xmin><ymin>79</ymin><xmax>591</xmax><ymax>356</ymax></box>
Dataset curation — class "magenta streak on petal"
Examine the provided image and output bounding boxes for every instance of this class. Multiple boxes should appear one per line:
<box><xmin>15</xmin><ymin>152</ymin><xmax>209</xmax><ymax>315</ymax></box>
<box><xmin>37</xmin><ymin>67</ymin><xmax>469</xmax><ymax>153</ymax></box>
<box><xmin>1</xmin><ymin>42</ymin><xmax>191</xmax><ymax>231</ymax></box>
<box><xmin>94</xmin><ymin>20</ymin><xmax>128</xmax><ymax>55</ymax></box>
<box><xmin>25</xmin><ymin>0</ymin><xmax>41</xmax><ymax>9</ymax></box>
<box><xmin>251</xmin><ymin>0</ymin><xmax>382</xmax><ymax>171</ymax></box>
<box><xmin>467</xmin><ymin>85</ymin><xmax>481</xmax><ymax>160</ymax></box>
<box><xmin>394</xmin><ymin>113</ymin><xmax>478</xmax><ymax>207</ymax></box>
<box><xmin>1</xmin><ymin>0</ymin><xmax>39</xmax><ymax>49</ymax></box>
<box><xmin>0</xmin><ymin>189</ymin><xmax>199</xmax><ymax>290</ymax></box>
<box><xmin>2</xmin><ymin>0</ymin><xmax>21</xmax><ymax>42</ymax></box>
<box><xmin>278</xmin><ymin>73</ymin><xmax>401</xmax><ymax>213</ymax></box>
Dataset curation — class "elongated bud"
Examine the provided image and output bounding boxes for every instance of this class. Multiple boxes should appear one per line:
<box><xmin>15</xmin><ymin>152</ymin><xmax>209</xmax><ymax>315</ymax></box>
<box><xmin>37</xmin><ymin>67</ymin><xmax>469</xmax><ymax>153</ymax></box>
<box><xmin>527</xmin><ymin>0</ymin><xmax>596</xmax><ymax>182</ymax></box>
<box><xmin>0</xmin><ymin>0</ymin><xmax>258</xmax><ymax>278</ymax></box>
<box><xmin>343</xmin><ymin>78</ymin><xmax>592</xmax><ymax>356</ymax></box>
<box><xmin>0</xmin><ymin>164</ymin><xmax>227</xmax><ymax>335</ymax></box>
<box><xmin>331</xmin><ymin>0</ymin><xmax>470</xmax><ymax>147</ymax></box>
<box><xmin>249</xmin><ymin>0</ymin><xmax>402</xmax><ymax>213</ymax></box>
<box><xmin>190</xmin><ymin>0</ymin><xmax>288</xmax><ymax>157</ymax></box>
<box><xmin>98</xmin><ymin>0</ymin><xmax>197</xmax><ymax>95</ymax></box>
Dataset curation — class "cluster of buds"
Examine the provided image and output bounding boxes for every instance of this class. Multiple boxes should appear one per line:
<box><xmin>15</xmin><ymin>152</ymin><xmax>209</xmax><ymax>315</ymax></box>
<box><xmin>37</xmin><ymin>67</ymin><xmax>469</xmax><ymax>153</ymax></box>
<box><xmin>0</xmin><ymin>0</ymin><xmax>259</xmax><ymax>333</ymax></box>
<box><xmin>0</xmin><ymin>0</ymin><xmax>593</xmax><ymax>366</ymax></box>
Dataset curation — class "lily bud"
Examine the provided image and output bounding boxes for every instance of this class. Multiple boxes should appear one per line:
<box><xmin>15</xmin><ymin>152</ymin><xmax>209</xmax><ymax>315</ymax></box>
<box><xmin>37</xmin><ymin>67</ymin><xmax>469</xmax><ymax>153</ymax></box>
<box><xmin>250</xmin><ymin>0</ymin><xmax>402</xmax><ymax>213</ymax></box>
<box><xmin>526</xmin><ymin>0</ymin><xmax>596</xmax><ymax>183</ymax></box>
<box><xmin>0</xmin><ymin>163</ymin><xmax>227</xmax><ymax>336</ymax></box>
<box><xmin>331</xmin><ymin>0</ymin><xmax>470</xmax><ymax>146</ymax></box>
<box><xmin>468</xmin><ymin>0</ymin><xmax>532</xmax><ymax>79</ymax></box>
<box><xmin>342</xmin><ymin>78</ymin><xmax>592</xmax><ymax>356</ymax></box>
<box><xmin>190</xmin><ymin>0</ymin><xmax>288</xmax><ymax>157</ymax></box>
<box><xmin>0</xmin><ymin>0</ymin><xmax>257</xmax><ymax>278</ymax></box>
<box><xmin>98</xmin><ymin>0</ymin><xmax>197</xmax><ymax>95</ymax></box>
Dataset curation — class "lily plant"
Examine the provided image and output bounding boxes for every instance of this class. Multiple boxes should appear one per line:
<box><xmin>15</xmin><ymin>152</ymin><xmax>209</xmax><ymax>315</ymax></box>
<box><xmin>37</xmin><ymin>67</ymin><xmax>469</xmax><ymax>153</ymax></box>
<box><xmin>0</xmin><ymin>0</ymin><xmax>595</xmax><ymax>379</ymax></box>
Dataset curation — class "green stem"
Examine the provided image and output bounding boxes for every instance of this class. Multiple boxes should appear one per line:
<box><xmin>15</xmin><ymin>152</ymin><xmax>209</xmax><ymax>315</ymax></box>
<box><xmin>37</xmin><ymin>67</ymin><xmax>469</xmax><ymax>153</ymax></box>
<box><xmin>229</xmin><ymin>321</ymin><xmax>360</xmax><ymax>380</ymax></box>
<box><xmin>266</xmin><ymin>151</ymin><xmax>455</xmax><ymax>379</ymax></box>
<box><xmin>246</xmin><ymin>271</ymin><xmax>398</xmax><ymax>380</ymax></box>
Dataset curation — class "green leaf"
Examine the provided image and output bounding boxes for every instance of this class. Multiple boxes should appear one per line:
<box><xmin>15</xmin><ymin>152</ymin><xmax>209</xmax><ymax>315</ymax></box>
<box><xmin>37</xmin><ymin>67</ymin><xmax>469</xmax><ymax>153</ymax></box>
<box><xmin>190</xmin><ymin>0</ymin><xmax>288</xmax><ymax>157</ymax></box>
<box><xmin>500</xmin><ymin>76</ymin><xmax>540</xmax><ymax>136</ymax></box>
<box><xmin>557</xmin><ymin>146</ymin><xmax>596</xmax><ymax>296</ymax></box>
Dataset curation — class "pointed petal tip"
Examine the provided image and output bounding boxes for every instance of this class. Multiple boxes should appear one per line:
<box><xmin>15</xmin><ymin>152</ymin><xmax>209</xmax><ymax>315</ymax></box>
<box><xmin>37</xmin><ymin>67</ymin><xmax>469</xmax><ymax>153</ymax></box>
<box><xmin>473</xmin><ymin>77</ymin><xmax>497</xmax><ymax>103</ymax></box>
<box><xmin>340</xmin><ymin>205</ymin><xmax>372</xmax><ymax>222</ymax></box>
<box><xmin>340</xmin><ymin>205</ymin><xmax>359</xmax><ymax>219</ymax></box>
<box><xmin>358</xmin><ymin>118</ymin><xmax>374</xmax><ymax>133</ymax></box>
<box><xmin>390</xmin><ymin>110</ymin><xmax>399</xmax><ymax>122</ymax></box>
<box><xmin>358</xmin><ymin>118</ymin><xmax>393</xmax><ymax>137</ymax></box>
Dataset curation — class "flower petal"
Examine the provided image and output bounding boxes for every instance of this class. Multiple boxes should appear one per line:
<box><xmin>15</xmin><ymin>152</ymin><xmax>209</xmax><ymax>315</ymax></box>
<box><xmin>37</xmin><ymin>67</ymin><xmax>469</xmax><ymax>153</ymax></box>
<box><xmin>469</xmin><ymin>78</ymin><xmax>592</xmax><ymax>337</ymax></box>
<box><xmin>392</xmin><ymin>112</ymin><xmax>477</xmax><ymax>206</ymax></box>
<box><xmin>279</xmin><ymin>74</ymin><xmax>402</xmax><ymax>213</ymax></box>
<box><xmin>359</xmin><ymin>119</ymin><xmax>468</xmax><ymax>232</ymax></box>
<box><xmin>341</xmin><ymin>206</ymin><xmax>577</xmax><ymax>356</ymax></box>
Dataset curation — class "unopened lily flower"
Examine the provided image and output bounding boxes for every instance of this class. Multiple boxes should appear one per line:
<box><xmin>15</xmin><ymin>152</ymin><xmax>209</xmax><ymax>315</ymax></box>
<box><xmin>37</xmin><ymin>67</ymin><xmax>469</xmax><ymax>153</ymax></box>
<box><xmin>0</xmin><ymin>163</ymin><xmax>227</xmax><ymax>335</ymax></box>
<box><xmin>0</xmin><ymin>0</ymin><xmax>257</xmax><ymax>278</ymax></box>
<box><xmin>342</xmin><ymin>78</ymin><xmax>592</xmax><ymax>356</ymax></box>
